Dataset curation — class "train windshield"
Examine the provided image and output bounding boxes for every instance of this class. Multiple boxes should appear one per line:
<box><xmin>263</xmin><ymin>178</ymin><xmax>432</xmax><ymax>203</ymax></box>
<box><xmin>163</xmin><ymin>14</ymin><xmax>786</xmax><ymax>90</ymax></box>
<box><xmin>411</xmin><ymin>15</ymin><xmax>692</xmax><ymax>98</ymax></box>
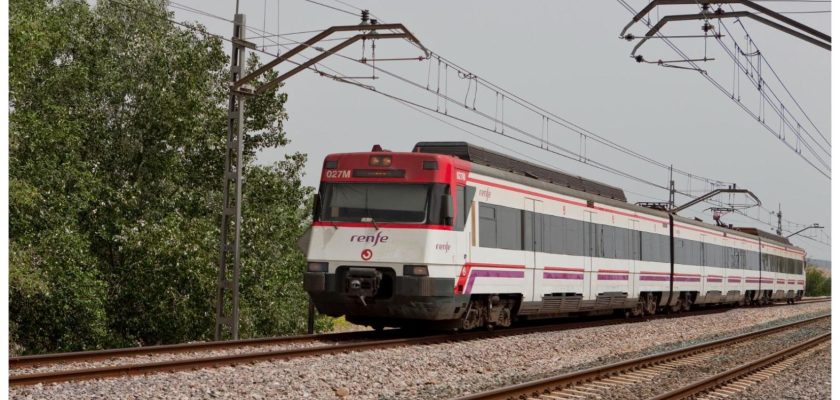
<box><xmin>319</xmin><ymin>183</ymin><xmax>436</xmax><ymax>223</ymax></box>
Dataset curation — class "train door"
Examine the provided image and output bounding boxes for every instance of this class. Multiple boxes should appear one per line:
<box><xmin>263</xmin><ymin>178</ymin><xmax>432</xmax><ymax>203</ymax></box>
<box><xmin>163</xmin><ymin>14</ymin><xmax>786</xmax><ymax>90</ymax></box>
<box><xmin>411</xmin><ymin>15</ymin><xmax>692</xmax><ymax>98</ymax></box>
<box><xmin>700</xmin><ymin>234</ymin><xmax>708</xmax><ymax>296</ymax></box>
<box><xmin>524</xmin><ymin>198</ymin><xmax>543</xmax><ymax>302</ymax></box>
<box><xmin>456</xmin><ymin>184</ymin><xmax>476</xmax><ymax>265</ymax></box>
<box><xmin>629</xmin><ymin>219</ymin><xmax>640</xmax><ymax>298</ymax></box>
<box><xmin>583</xmin><ymin>210</ymin><xmax>595</xmax><ymax>300</ymax></box>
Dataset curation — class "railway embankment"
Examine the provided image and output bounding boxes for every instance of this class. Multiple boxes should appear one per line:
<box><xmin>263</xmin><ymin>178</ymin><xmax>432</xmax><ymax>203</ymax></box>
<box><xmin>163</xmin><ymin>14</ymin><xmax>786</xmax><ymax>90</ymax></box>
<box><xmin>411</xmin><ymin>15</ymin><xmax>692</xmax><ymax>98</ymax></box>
<box><xmin>9</xmin><ymin>301</ymin><xmax>829</xmax><ymax>400</ymax></box>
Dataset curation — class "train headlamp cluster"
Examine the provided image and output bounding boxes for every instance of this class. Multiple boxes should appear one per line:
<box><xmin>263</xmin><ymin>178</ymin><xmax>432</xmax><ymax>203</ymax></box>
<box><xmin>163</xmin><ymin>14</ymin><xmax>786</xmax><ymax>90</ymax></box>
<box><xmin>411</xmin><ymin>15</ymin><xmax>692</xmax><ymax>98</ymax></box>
<box><xmin>369</xmin><ymin>155</ymin><xmax>392</xmax><ymax>167</ymax></box>
<box><xmin>403</xmin><ymin>265</ymin><xmax>429</xmax><ymax>277</ymax></box>
<box><xmin>307</xmin><ymin>262</ymin><xmax>328</xmax><ymax>272</ymax></box>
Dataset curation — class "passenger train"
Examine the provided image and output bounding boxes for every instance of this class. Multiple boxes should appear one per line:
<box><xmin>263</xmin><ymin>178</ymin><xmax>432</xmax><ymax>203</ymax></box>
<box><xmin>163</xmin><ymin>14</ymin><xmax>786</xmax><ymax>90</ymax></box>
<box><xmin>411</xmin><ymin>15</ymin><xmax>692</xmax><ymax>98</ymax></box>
<box><xmin>303</xmin><ymin>142</ymin><xmax>806</xmax><ymax>330</ymax></box>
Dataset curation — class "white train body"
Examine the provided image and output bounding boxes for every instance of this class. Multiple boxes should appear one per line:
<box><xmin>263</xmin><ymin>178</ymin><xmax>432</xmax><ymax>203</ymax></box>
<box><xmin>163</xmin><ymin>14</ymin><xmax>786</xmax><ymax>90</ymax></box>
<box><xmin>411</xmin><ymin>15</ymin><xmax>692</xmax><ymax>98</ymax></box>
<box><xmin>303</xmin><ymin>142</ymin><xmax>806</xmax><ymax>329</ymax></box>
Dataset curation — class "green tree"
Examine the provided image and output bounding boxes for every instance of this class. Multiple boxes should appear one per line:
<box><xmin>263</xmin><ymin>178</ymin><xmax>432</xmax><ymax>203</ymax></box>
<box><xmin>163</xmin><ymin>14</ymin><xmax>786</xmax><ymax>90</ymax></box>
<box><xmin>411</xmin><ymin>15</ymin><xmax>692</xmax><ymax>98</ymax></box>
<box><xmin>10</xmin><ymin>0</ymin><xmax>329</xmax><ymax>354</ymax></box>
<box><xmin>805</xmin><ymin>266</ymin><xmax>831</xmax><ymax>297</ymax></box>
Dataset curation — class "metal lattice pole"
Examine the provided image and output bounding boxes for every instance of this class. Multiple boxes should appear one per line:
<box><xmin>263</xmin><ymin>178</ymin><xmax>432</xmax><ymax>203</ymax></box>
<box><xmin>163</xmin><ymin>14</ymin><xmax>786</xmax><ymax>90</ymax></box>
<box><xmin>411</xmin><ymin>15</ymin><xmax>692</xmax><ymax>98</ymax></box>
<box><xmin>215</xmin><ymin>13</ymin><xmax>247</xmax><ymax>341</ymax></box>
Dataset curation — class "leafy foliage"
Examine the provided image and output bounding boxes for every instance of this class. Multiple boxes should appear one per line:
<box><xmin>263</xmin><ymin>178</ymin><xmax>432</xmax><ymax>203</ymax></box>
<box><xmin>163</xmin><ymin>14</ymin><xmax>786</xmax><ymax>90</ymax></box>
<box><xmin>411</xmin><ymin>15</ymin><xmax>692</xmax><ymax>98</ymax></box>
<box><xmin>10</xmin><ymin>0</ymin><xmax>330</xmax><ymax>354</ymax></box>
<box><xmin>805</xmin><ymin>266</ymin><xmax>831</xmax><ymax>297</ymax></box>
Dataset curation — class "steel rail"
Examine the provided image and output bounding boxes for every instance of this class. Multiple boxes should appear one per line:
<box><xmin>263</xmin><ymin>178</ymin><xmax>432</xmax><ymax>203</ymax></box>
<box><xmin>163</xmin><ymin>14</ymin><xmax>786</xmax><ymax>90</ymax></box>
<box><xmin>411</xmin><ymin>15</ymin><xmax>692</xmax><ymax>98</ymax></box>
<box><xmin>8</xmin><ymin>328</ymin><xmax>395</xmax><ymax>369</ymax></box>
<box><xmin>7</xmin><ymin>306</ymin><xmax>773</xmax><ymax>386</ymax></box>
<box><xmin>453</xmin><ymin>313</ymin><xmax>829</xmax><ymax>400</ymax></box>
<box><xmin>10</xmin><ymin>298</ymin><xmax>827</xmax><ymax>371</ymax></box>
<box><xmin>650</xmin><ymin>332</ymin><xmax>830</xmax><ymax>400</ymax></box>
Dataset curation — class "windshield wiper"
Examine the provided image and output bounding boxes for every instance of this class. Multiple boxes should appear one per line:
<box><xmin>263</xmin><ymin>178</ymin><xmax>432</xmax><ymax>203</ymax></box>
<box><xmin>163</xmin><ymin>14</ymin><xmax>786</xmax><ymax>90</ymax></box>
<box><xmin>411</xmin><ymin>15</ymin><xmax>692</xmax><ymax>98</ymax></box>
<box><xmin>361</xmin><ymin>216</ymin><xmax>379</xmax><ymax>230</ymax></box>
<box><xmin>362</xmin><ymin>191</ymin><xmax>379</xmax><ymax>230</ymax></box>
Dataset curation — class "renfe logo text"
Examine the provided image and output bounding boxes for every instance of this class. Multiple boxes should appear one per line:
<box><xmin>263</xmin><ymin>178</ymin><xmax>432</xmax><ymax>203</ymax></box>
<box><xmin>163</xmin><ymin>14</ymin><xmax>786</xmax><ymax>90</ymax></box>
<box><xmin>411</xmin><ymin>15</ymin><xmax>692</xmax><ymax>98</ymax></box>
<box><xmin>350</xmin><ymin>231</ymin><xmax>390</xmax><ymax>246</ymax></box>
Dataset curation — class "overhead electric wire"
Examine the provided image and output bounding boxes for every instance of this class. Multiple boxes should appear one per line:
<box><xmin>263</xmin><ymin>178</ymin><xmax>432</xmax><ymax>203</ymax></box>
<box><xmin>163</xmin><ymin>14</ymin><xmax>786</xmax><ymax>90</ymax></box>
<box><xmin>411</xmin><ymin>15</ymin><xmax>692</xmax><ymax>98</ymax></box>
<box><xmin>711</xmin><ymin>33</ymin><xmax>830</xmax><ymax>168</ymax></box>
<box><xmin>247</xmin><ymin>5</ymin><xmax>736</xmax><ymax>190</ymax></box>
<box><xmin>616</xmin><ymin>0</ymin><xmax>830</xmax><ymax>179</ymax></box>
<box><xmin>709</xmin><ymin>4</ymin><xmax>831</xmax><ymax>160</ymax></box>
<box><xmin>161</xmin><ymin>0</ymin><xmax>829</xmax><ymax>248</ymax></box>
<box><xmin>246</xmin><ymin>11</ymin><xmax>828</xmax><ymax>247</ymax></box>
<box><xmin>246</xmin><ymin>0</ymin><xmax>830</xmax><ymax>244</ymax></box>
<box><xmin>724</xmin><ymin>3</ymin><xmax>831</xmax><ymax>150</ymax></box>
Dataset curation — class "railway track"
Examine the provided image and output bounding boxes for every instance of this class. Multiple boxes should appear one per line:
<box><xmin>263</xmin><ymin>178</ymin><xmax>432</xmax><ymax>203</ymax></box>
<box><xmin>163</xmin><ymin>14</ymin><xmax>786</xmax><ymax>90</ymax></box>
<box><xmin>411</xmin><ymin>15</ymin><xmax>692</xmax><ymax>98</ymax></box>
<box><xmin>10</xmin><ymin>299</ymin><xmax>828</xmax><ymax>387</ymax></box>
<box><xmin>652</xmin><ymin>333</ymin><xmax>830</xmax><ymax>400</ymax></box>
<box><xmin>453</xmin><ymin>313</ymin><xmax>830</xmax><ymax>400</ymax></box>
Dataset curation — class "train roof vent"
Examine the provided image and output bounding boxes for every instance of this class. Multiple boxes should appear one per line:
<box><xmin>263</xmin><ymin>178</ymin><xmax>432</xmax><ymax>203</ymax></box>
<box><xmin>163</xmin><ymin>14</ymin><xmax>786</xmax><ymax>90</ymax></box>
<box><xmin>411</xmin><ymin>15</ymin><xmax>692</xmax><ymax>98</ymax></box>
<box><xmin>413</xmin><ymin>141</ymin><xmax>626</xmax><ymax>202</ymax></box>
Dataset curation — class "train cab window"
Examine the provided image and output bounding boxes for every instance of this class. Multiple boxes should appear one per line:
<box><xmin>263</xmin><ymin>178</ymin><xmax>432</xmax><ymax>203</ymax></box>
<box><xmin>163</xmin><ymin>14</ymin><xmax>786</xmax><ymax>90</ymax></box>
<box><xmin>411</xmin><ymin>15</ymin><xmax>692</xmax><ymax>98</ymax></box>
<box><xmin>319</xmin><ymin>183</ymin><xmax>433</xmax><ymax>223</ymax></box>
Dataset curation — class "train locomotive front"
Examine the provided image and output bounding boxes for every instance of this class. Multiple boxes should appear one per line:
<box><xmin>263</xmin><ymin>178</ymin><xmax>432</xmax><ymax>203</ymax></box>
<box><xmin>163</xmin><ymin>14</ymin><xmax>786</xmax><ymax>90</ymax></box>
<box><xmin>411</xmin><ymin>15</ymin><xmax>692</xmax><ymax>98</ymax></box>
<box><xmin>303</xmin><ymin>145</ymin><xmax>473</xmax><ymax>330</ymax></box>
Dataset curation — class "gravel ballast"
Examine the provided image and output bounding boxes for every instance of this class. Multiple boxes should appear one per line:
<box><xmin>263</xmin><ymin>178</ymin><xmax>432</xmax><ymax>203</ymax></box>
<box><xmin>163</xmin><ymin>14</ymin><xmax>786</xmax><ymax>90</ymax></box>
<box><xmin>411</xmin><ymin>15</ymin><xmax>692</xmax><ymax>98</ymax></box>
<box><xmin>9</xmin><ymin>302</ymin><xmax>830</xmax><ymax>400</ymax></box>
<box><xmin>739</xmin><ymin>341</ymin><xmax>831</xmax><ymax>400</ymax></box>
<box><xmin>594</xmin><ymin>319</ymin><xmax>830</xmax><ymax>400</ymax></box>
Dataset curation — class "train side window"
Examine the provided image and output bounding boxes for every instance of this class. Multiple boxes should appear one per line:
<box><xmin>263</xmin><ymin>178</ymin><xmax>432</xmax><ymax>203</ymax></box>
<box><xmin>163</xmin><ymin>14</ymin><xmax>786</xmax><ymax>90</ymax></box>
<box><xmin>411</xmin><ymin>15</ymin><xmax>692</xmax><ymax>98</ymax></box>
<box><xmin>614</xmin><ymin>227</ymin><xmax>630</xmax><ymax>260</ymax></box>
<box><xmin>747</xmin><ymin>250</ymin><xmax>759</xmax><ymax>270</ymax></box>
<box><xmin>563</xmin><ymin>217</ymin><xmax>585</xmax><ymax>256</ymax></box>
<box><xmin>674</xmin><ymin>239</ymin><xmax>685</xmax><ymax>265</ymax></box>
<box><xmin>602</xmin><ymin>225</ymin><xmax>616</xmax><ymax>259</ymax></box>
<box><xmin>641</xmin><ymin>232</ymin><xmax>666</xmax><ymax>263</ymax></box>
<box><xmin>544</xmin><ymin>215</ymin><xmax>558</xmax><ymax>254</ymax></box>
<box><xmin>478</xmin><ymin>203</ymin><xmax>523</xmax><ymax>251</ymax></box>
<box><xmin>496</xmin><ymin>205</ymin><xmax>523</xmax><ymax>250</ymax></box>
<box><xmin>455</xmin><ymin>186</ymin><xmax>476</xmax><ymax>231</ymax></box>
<box><xmin>478</xmin><ymin>204</ymin><xmax>497</xmax><ymax>248</ymax></box>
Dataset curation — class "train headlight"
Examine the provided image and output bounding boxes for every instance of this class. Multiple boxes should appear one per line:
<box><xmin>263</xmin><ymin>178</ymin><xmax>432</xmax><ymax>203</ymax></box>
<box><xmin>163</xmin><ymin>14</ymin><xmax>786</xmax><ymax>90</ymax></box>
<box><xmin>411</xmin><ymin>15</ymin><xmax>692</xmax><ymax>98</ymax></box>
<box><xmin>307</xmin><ymin>262</ymin><xmax>328</xmax><ymax>272</ymax></box>
<box><xmin>403</xmin><ymin>265</ymin><xmax>429</xmax><ymax>277</ymax></box>
<box><xmin>369</xmin><ymin>155</ymin><xmax>392</xmax><ymax>166</ymax></box>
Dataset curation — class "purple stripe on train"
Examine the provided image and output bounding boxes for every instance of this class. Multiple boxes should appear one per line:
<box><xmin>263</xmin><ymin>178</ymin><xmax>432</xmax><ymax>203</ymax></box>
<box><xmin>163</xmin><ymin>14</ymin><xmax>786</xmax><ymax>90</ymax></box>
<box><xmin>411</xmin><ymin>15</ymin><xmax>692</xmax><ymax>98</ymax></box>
<box><xmin>639</xmin><ymin>275</ymin><xmax>701</xmax><ymax>282</ymax></box>
<box><xmin>598</xmin><ymin>274</ymin><xmax>629</xmax><ymax>281</ymax></box>
<box><xmin>673</xmin><ymin>276</ymin><xmax>701</xmax><ymax>282</ymax></box>
<box><xmin>465</xmin><ymin>269</ymin><xmax>525</xmax><ymax>294</ymax></box>
<box><xmin>543</xmin><ymin>272</ymin><xmax>584</xmax><ymax>280</ymax></box>
<box><xmin>639</xmin><ymin>275</ymin><xmax>670</xmax><ymax>282</ymax></box>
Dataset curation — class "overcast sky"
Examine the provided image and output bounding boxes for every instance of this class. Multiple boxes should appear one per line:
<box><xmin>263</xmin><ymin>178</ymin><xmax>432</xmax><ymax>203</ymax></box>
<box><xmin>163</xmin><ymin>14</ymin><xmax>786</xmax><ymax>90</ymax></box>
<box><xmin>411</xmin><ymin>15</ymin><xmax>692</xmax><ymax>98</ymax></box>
<box><xmin>171</xmin><ymin>0</ymin><xmax>831</xmax><ymax>260</ymax></box>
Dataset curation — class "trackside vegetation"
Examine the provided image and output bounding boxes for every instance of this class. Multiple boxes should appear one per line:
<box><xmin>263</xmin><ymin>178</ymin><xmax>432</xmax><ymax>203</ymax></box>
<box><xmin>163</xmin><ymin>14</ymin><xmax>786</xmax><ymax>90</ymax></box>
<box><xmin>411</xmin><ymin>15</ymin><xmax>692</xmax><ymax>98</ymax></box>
<box><xmin>805</xmin><ymin>266</ymin><xmax>831</xmax><ymax>297</ymax></box>
<box><xmin>10</xmin><ymin>0</ymin><xmax>331</xmax><ymax>354</ymax></box>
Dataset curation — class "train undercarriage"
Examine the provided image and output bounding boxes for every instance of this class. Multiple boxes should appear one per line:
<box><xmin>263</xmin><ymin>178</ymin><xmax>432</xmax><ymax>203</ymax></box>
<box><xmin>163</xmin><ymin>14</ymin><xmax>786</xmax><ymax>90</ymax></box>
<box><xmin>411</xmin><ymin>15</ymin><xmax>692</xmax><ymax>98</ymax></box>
<box><xmin>334</xmin><ymin>288</ymin><xmax>804</xmax><ymax>332</ymax></box>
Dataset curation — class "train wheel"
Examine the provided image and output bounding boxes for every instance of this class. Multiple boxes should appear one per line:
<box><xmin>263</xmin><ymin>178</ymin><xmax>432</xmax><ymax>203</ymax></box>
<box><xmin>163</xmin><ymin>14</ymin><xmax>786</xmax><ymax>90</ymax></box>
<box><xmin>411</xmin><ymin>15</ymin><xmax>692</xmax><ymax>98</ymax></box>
<box><xmin>644</xmin><ymin>293</ymin><xmax>657</xmax><ymax>315</ymax></box>
<box><xmin>669</xmin><ymin>296</ymin><xmax>682</xmax><ymax>313</ymax></box>
<box><xmin>461</xmin><ymin>300</ymin><xmax>484</xmax><ymax>331</ymax></box>
<box><xmin>496</xmin><ymin>307</ymin><xmax>512</xmax><ymax>328</ymax></box>
<box><xmin>630</xmin><ymin>298</ymin><xmax>644</xmax><ymax>317</ymax></box>
<box><xmin>681</xmin><ymin>296</ymin><xmax>692</xmax><ymax>312</ymax></box>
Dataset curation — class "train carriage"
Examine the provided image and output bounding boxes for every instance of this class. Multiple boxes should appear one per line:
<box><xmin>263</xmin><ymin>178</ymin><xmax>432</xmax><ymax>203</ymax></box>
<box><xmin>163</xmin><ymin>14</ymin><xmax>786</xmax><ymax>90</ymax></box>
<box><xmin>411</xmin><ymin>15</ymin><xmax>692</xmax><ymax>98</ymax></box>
<box><xmin>303</xmin><ymin>142</ymin><xmax>806</xmax><ymax>330</ymax></box>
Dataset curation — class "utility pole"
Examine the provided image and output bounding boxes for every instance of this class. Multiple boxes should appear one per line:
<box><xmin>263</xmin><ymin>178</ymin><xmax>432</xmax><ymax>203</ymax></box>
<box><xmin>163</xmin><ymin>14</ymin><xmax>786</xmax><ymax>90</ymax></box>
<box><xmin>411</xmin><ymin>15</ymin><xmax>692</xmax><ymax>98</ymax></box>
<box><xmin>215</xmin><ymin>12</ymin><xmax>251</xmax><ymax>341</ymax></box>
<box><xmin>213</xmin><ymin>12</ymin><xmax>425</xmax><ymax>340</ymax></box>
<box><xmin>668</xmin><ymin>165</ymin><xmax>675</xmax><ymax>210</ymax></box>
<box><xmin>776</xmin><ymin>203</ymin><xmax>783</xmax><ymax>236</ymax></box>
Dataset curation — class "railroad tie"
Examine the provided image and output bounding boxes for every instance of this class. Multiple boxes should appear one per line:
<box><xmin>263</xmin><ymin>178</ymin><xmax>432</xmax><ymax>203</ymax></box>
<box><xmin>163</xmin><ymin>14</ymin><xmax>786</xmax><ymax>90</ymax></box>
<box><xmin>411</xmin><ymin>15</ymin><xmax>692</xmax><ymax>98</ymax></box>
<box><xmin>574</xmin><ymin>384</ymin><xmax>606</xmax><ymax>395</ymax></box>
<box><xmin>701</xmin><ymin>342</ymin><xmax>827</xmax><ymax>399</ymax></box>
<box><xmin>542</xmin><ymin>392</ymin><xmax>586</xmax><ymax>399</ymax></box>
